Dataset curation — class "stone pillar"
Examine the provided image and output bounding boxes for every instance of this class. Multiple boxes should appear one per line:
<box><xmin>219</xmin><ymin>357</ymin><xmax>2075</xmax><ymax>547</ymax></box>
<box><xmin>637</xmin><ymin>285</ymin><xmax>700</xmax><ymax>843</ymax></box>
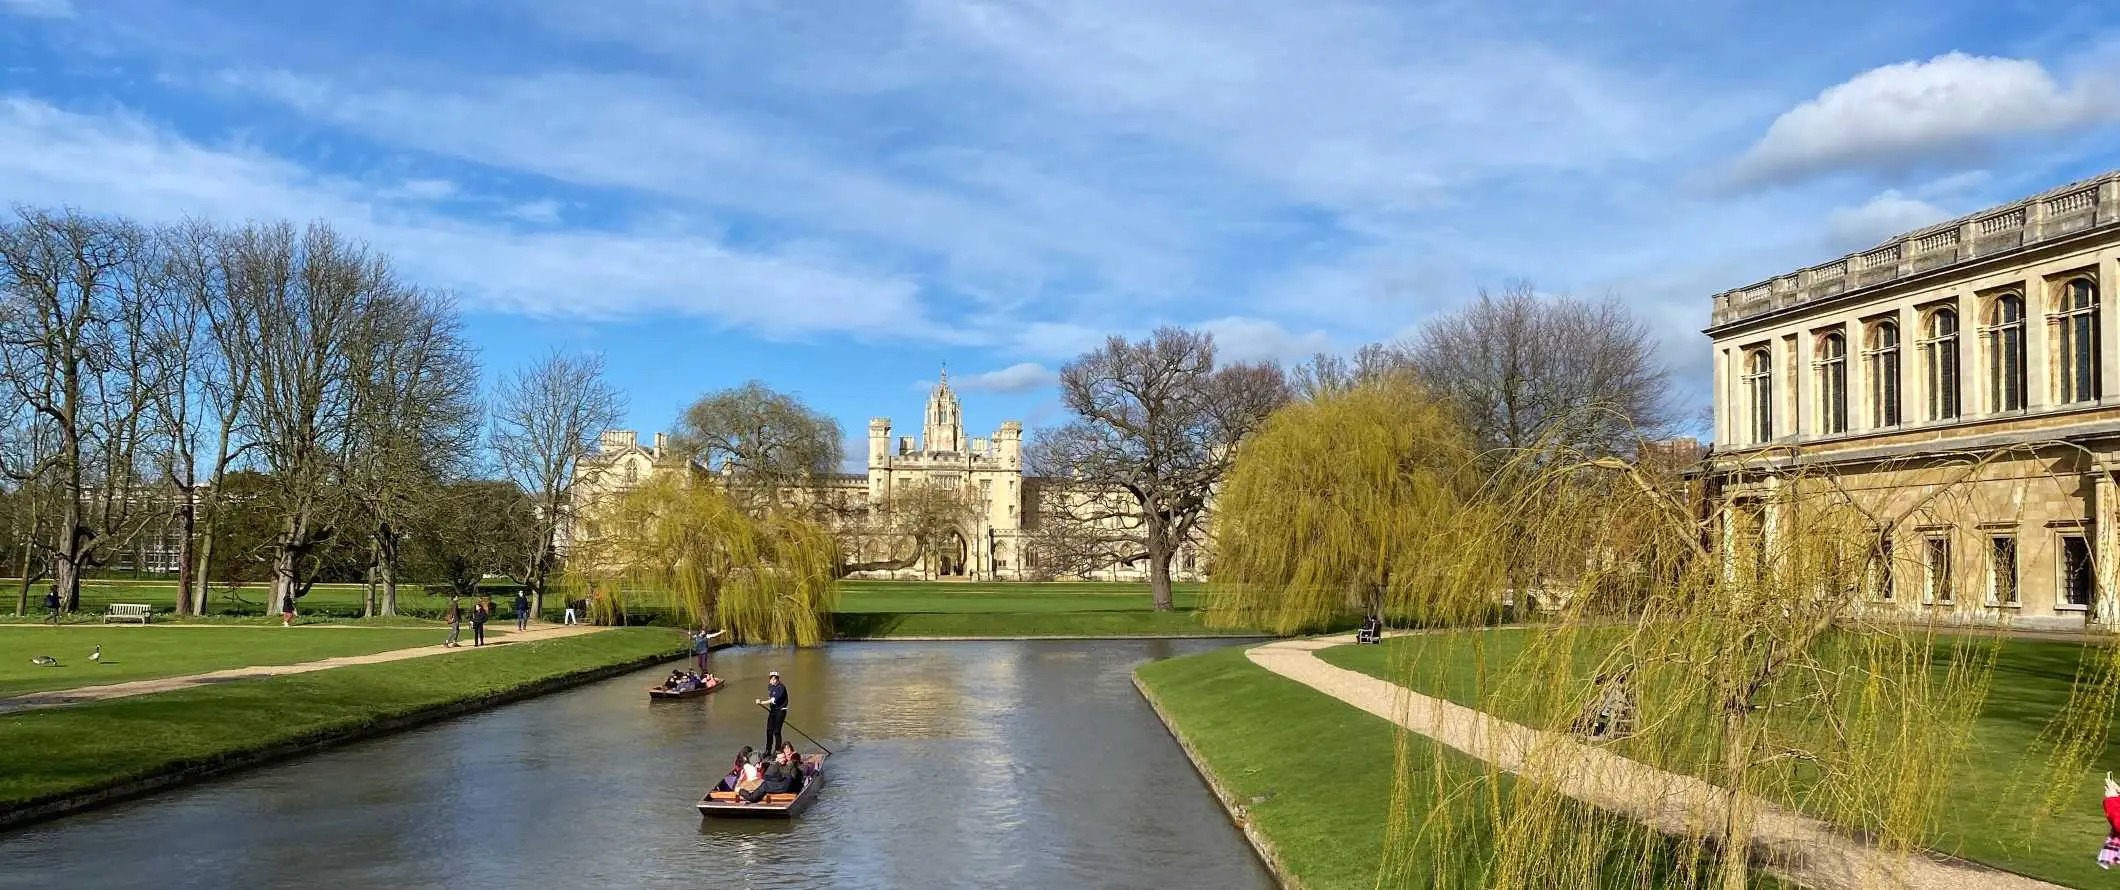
<box><xmin>2096</xmin><ymin>467</ymin><xmax>2120</xmax><ymax>630</ymax></box>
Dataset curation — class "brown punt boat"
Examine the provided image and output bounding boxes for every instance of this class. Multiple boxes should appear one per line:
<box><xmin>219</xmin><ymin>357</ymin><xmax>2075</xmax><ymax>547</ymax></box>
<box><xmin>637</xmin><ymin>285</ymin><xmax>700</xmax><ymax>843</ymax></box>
<box><xmin>648</xmin><ymin>677</ymin><xmax>724</xmax><ymax>701</ymax></box>
<box><xmin>697</xmin><ymin>754</ymin><xmax>827</xmax><ymax>819</ymax></box>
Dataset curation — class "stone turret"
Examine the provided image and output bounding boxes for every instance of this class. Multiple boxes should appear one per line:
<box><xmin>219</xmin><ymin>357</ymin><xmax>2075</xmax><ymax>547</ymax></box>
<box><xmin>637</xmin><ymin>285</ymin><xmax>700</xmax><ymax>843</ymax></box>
<box><xmin>868</xmin><ymin>417</ymin><xmax>893</xmax><ymax>469</ymax></box>
<box><xmin>994</xmin><ymin>420</ymin><xmax>1023</xmax><ymax>468</ymax></box>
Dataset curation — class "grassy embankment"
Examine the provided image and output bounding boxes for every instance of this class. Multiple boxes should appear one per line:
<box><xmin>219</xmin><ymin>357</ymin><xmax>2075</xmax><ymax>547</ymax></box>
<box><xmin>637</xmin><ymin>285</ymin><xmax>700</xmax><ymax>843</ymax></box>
<box><xmin>0</xmin><ymin>625</ymin><xmax>442</xmax><ymax>697</ymax></box>
<box><xmin>1321</xmin><ymin>629</ymin><xmax>2115</xmax><ymax>888</ymax></box>
<box><xmin>1135</xmin><ymin>644</ymin><xmax>1786</xmax><ymax>889</ymax></box>
<box><xmin>10</xmin><ymin>578</ymin><xmax>1287</xmax><ymax>637</ymax></box>
<box><xmin>832</xmin><ymin>580</ymin><xmax>1278</xmax><ymax>638</ymax></box>
<box><xmin>0</xmin><ymin>627</ymin><xmax>682</xmax><ymax>824</ymax></box>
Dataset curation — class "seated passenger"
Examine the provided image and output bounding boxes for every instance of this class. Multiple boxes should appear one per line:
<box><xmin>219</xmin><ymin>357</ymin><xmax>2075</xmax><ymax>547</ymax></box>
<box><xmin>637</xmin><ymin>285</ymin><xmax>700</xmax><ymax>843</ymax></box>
<box><xmin>715</xmin><ymin>746</ymin><xmax>754</xmax><ymax>792</ymax></box>
<box><xmin>740</xmin><ymin>750</ymin><xmax>798</xmax><ymax>803</ymax></box>
<box><xmin>732</xmin><ymin>753</ymin><xmax>765</xmax><ymax>798</ymax></box>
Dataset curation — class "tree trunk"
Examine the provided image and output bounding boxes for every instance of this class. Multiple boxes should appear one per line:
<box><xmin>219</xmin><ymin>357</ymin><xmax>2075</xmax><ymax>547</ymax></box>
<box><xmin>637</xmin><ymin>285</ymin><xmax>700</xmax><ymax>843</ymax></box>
<box><xmin>378</xmin><ymin>529</ymin><xmax>400</xmax><ymax>617</ymax></box>
<box><xmin>1147</xmin><ymin>531</ymin><xmax>1174</xmax><ymax>612</ymax></box>
<box><xmin>190</xmin><ymin>533</ymin><xmax>215</xmax><ymax>616</ymax></box>
<box><xmin>174</xmin><ymin>494</ymin><xmax>196</xmax><ymax>617</ymax></box>
<box><xmin>56</xmin><ymin>499</ymin><xmax>84</xmax><ymax>614</ymax></box>
<box><xmin>363</xmin><ymin>559</ymin><xmax>376</xmax><ymax>619</ymax></box>
<box><xmin>15</xmin><ymin>493</ymin><xmax>36</xmax><ymax>616</ymax></box>
<box><xmin>1718</xmin><ymin>699</ymin><xmax>1753</xmax><ymax>890</ymax></box>
<box><xmin>271</xmin><ymin>521</ymin><xmax>305</xmax><ymax>619</ymax></box>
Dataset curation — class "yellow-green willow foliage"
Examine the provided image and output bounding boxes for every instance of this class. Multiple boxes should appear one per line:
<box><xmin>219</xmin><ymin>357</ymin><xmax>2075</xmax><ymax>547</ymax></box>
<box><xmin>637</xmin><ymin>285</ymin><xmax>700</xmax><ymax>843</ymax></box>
<box><xmin>585</xmin><ymin>475</ymin><xmax>837</xmax><ymax>646</ymax></box>
<box><xmin>1205</xmin><ymin>379</ymin><xmax>1504</xmax><ymax>634</ymax></box>
<box><xmin>1371</xmin><ymin>444</ymin><xmax>2082</xmax><ymax>890</ymax></box>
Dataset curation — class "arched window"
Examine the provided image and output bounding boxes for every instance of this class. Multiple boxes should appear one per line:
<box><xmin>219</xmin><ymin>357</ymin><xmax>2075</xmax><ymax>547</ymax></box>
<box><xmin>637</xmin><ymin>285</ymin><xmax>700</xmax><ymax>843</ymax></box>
<box><xmin>1815</xmin><ymin>332</ymin><xmax>1847</xmax><ymax>434</ymax></box>
<box><xmin>1923</xmin><ymin>308</ymin><xmax>1960</xmax><ymax>421</ymax></box>
<box><xmin>1742</xmin><ymin>348</ymin><xmax>1774</xmax><ymax>443</ymax></box>
<box><xmin>2055</xmin><ymin>277</ymin><xmax>2100</xmax><ymax>403</ymax></box>
<box><xmin>1865</xmin><ymin>321</ymin><xmax>1901</xmax><ymax>428</ymax></box>
<box><xmin>1984</xmin><ymin>294</ymin><xmax>2025</xmax><ymax>412</ymax></box>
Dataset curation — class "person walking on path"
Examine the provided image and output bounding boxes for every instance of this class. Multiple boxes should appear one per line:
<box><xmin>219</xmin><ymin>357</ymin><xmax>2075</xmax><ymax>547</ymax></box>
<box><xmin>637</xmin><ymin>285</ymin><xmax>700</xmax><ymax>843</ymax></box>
<box><xmin>42</xmin><ymin>588</ymin><xmax>60</xmax><ymax>625</ymax></box>
<box><xmin>443</xmin><ymin>596</ymin><xmax>463</xmax><ymax>647</ymax></box>
<box><xmin>755</xmin><ymin>670</ymin><xmax>790</xmax><ymax>753</ymax></box>
<box><xmin>691</xmin><ymin>628</ymin><xmax>724</xmax><ymax>674</ymax></box>
<box><xmin>562</xmin><ymin>598</ymin><xmax>579</xmax><ymax>625</ymax></box>
<box><xmin>514</xmin><ymin>590</ymin><xmax>531</xmax><ymax>632</ymax></box>
<box><xmin>470</xmin><ymin>601</ymin><xmax>488</xmax><ymax>647</ymax></box>
<box><xmin>280</xmin><ymin>592</ymin><xmax>297</xmax><ymax>627</ymax></box>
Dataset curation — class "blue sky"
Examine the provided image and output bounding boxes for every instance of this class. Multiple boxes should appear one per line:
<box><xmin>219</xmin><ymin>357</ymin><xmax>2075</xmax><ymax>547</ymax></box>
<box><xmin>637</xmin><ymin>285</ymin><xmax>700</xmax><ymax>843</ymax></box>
<box><xmin>4</xmin><ymin>0</ymin><xmax>2117</xmax><ymax>458</ymax></box>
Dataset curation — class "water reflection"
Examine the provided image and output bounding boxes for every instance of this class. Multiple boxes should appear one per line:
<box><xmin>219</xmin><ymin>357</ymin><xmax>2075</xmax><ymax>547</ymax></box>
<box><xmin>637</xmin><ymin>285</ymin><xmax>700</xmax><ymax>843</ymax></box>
<box><xmin>0</xmin><ymin>639</ymin><xmax>1273</xmax><ymax>890</ymax></box>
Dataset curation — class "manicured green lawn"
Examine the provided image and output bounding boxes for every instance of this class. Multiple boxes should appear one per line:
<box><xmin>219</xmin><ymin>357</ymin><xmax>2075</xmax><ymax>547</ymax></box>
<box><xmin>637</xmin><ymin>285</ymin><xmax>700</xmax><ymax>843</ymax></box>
<box><xmin>1136</xmin><ymin>644</ymin><xmax>1783</xmax><ymax>889</ymax></box>
<box><xmin>831</xmin><ymin>580</ymin><xmax>1269</xmax><ymax>637</ymax></box>
<box><xmin>1321</xmin><ymin>629</ymin><xmax>2117</xmax><ymax>888</ymax></box>
<box><xmin>0</xmin><ymin>628</ymin><xmax>680</xmax><ymax>810</ymax></box>
<box><xmin>0</xmin><ymin>625</ymin><xmax>442</xmax><ymax>697</ymax></box>
<box><xmin>835</xmin><ymin>580</ymin><xmax>1205</xmax><ymax>612</ymax></box>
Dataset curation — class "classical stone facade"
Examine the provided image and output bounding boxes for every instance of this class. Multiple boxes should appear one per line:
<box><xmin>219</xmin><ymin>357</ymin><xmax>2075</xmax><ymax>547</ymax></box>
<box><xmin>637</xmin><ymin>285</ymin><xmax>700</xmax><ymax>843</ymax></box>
<box><xmin>569</xmin><ymin>372</ymin><xmax>1206</xmax><ymax>582</ymax></box>
<box><xmin>1704</xmin><ymin>169</ymin><xmax>2120</xmax><ymax>630</ymax></box>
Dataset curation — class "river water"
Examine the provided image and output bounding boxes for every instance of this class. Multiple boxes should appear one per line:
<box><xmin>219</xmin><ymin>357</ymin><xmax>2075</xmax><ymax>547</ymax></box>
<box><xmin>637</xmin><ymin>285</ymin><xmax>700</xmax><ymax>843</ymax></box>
<box><xmin>0</xmin><ymin>638</ymin><xmax>1275</xmax><ymax>890</ymax></box>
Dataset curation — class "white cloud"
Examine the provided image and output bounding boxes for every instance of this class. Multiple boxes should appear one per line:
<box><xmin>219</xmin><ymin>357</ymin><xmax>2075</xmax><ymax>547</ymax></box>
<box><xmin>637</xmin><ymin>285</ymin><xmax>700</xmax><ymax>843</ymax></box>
<box><xmin>1197</xmin><ymin>316</ymin><xmax>1335</xmax><ymax>365</ymax></box>
<box><xmin>1</xmin><ymin>0</ymin><xmax>73</xmax><ymax>19</ymax></box>
<box><xmin>0</xmin><ymin>97</ymin><xmax>941</xmax><ymax>340</ymax></box>
<box><xmin>1735</xmin><ymin>53</ymin><xmax>2113</xmax><ymax>185</ymax></box>
<box><xmin>954</xmin><ymin>362</ymin><xmax>1057</xmax><ymax>394</ymax></box>
<box><xmin>378</xmin><ymin>177</ymin><xmax>458</xmax><ymax>201</ymax></box>
<box><xmin>508</xmin><ymin>199</ymin><xmax>562</xmax><ymax>224</ymax></box>
<box><xmin>1824</xmin><ymin>191</ymin><xmax>1952</xmax><ymax>252</ymax></box>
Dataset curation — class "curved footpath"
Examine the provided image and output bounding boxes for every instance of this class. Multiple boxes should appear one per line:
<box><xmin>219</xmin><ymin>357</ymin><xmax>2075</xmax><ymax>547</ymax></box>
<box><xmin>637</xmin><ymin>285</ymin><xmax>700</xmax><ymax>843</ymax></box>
<box><xmin>1247</xmin><ymin>634</ymin><xmax>2061</xmax><ymax>890</ymax></box>
<box><xmin>0</xmin><ymin>623</ymin><xmax>608</xmax><ymax>713</ymax></box>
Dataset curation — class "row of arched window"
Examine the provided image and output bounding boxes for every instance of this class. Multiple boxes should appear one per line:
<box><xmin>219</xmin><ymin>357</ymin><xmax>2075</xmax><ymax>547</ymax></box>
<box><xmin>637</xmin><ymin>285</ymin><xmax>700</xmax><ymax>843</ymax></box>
<box><xmin>1742</xmin><ymin>278</ymin><xmax>2099</xmax><ymax>443</ymax></box>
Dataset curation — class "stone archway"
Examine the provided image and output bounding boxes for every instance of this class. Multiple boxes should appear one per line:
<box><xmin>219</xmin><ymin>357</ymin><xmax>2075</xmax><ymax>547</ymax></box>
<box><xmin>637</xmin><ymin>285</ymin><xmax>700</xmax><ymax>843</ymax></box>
<box><xmin>941</xmin><ymin>530</ymin><xmax>969</xmax><ymax>576</ymax></box>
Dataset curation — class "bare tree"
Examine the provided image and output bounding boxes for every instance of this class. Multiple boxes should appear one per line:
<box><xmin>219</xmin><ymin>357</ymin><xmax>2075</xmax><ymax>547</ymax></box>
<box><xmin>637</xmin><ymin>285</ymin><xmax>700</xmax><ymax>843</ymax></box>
<box><xmin>1401</xmin><ymin>282</ymin><xmax>1675</xmax><ymax>461</ymax></box>
<box><xmin>836</xmin><ymin>480</ymin><xmax>980</xmax><ymax>577</ymax></box>
<box><xmin>183</xmin><ymin>225</ymin><xmax>260</xmax><ymax>616</ymax></box>
<box><xmin>1030</xmin><ymin>327</ymin><xmax>1288</xmax><ymax>611</ymax></box>
<box><xmin>234</xmin><ymin>222</ymin><xmax>386</xmax><ymax>615</ymax></box>
<box><xmin>344</xmin><ymin>287</ymin><xmax>481</xmax><ymax>616</ymax></box>
<box><xmin>671</xmin><ymin>381</ymin><xmax>842</xmax><ymax>512</ymax></box>
<box><xmin>1287</xmin><ymin>342</ymin><xmax>1404</xmax><ymax>401</ymax></box>
<box><xmin>0</xmin><ymin>209</ymin><xmax>168</xmax><ymax>612</ymax></box>
<box><xmin>491</xmin><ymin>350</ymin><xmax>624</xmax><ymax>618</ymax></box>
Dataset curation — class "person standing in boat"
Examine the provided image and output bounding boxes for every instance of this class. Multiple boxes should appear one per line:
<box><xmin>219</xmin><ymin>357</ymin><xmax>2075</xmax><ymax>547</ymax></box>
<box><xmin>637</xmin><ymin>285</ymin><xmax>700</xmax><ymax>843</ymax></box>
<box><xmin>756</xmin><ymin>670</ymin><xmax>790</xmax><ymax>752</ymax></box>
<box><xmin>691</xmin><ymin>628</ymin><xmax>724</xmax><ymax>675</ymax></box>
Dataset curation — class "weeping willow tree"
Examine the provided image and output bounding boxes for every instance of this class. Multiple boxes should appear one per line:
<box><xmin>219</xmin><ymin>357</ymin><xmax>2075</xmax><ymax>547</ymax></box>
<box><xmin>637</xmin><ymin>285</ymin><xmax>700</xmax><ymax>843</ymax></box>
<box><xmin>1214</xmin><ymin>400</ymin><xmax>2120</xmax><ymax>888</ymax></box>
<box><xmin>1206</xmin><ymin>378</ymin><xmax>1501</xmax><ymax>634</ymax></box>
<box><xmin>578</xmin><ymin>474</ymin><xmax>836</xmax><ymax>645</ymax></box>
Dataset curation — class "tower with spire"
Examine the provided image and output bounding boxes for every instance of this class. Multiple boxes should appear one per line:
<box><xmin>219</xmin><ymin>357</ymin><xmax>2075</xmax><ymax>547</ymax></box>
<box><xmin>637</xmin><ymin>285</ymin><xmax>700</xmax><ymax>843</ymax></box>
<box><xmin>921</xmin><ymin>364</ymin><xmax>967</xmax><ymax>455</ymax></box>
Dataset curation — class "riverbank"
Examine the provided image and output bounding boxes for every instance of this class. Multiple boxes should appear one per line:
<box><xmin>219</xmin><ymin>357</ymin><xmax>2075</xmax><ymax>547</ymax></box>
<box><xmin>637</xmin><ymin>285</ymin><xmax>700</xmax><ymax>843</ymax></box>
<box><xmin>0</xmin><ymin>628</ymin><xmax>682</xmax><ymax>831</ymax></box>
<box><xmin>1135</xmin><ymin>642</ymin><xmax>1788</xmax><ymax>890</ymax></box>
<box><xmin>832</xmin><ymin>581</ymin><xmax>1278</xmax><ymax>638</ymax></box>
<box><xmin>1321</xmin><ymin>628</ymin><xmax>2115</xmax><ymax>888</ymax></box>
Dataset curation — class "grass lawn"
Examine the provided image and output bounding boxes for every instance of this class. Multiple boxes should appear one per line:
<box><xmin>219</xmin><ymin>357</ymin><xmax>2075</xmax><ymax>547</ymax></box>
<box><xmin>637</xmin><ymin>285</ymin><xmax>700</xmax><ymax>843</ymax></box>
<box><xmin>1136</xmin><ymin>644</ymin><xmax>1784</xmax><ymax>889</ymax></box>
<box><xmin>832</xmin><ymin>580</ymin><xmax>1273</xmax><ymax>637</ymax></box>
<box><xmin>0</xmin><ymin>628</ymin><xmax>680</xmax><ymax>812</ymax></box>
<box><xmin>0</xmin><ymin>625</ymin><xmax>442</xmax><ymax>697</ymax></box>
<box><xmin>1320</xmin><ymin>629</ymin><xmax>2117</xmax><ymax>888</ymax></box>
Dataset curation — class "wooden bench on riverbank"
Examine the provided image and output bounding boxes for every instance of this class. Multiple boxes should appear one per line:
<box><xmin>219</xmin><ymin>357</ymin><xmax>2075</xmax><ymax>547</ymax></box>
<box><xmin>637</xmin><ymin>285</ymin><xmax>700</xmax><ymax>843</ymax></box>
<box><xmin>103</xmin><ymin>604</ymin><xmax>152</xmax><ymax>624</ymax></box>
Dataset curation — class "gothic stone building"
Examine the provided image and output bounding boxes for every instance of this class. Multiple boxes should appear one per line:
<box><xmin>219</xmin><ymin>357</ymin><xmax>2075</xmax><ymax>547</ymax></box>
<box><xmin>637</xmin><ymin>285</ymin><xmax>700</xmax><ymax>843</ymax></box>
<box><xmin>1704</xmin><ymin>169</ymin><xmax>2120</xmax><ymax>630</ymax></box>
<box><xmin>571</xmin><ymin>372</ymin><xmax>1206</xmax><ymax>583</ymax></box>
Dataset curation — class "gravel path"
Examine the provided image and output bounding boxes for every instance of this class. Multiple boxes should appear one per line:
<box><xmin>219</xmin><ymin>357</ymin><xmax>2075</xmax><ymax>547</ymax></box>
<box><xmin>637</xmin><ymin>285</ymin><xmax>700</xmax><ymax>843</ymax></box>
<box><xmin>1248</xmin><ymin>634</ymin><xmax>2062</xmax><ymax>890</ymax></box>
<box><xmin>0</xmin><ymin>623</ymin><xmax>613</xmax><ymax>713</ymax></box>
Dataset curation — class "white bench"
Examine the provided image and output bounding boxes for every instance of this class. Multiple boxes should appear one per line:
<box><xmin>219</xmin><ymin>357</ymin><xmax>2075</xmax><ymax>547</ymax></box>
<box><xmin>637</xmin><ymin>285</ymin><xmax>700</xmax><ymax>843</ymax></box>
<box><xmin>103</xmin><ymin>603</ymin><xmax>152</xmax><ymax>624</ymax></box>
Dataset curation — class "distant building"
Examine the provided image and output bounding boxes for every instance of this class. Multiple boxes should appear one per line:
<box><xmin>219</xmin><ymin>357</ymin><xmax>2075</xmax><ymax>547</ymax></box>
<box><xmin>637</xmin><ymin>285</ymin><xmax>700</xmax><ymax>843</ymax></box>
<box><xmin>1703</xmin><ymin>169</ymin><xmax>2120</xmax><ymax>629</ymax></box>
<box><xmin>569</xmin><ymin>370</ymin><xmax>1205</xmax><ymax>582</ymax></box>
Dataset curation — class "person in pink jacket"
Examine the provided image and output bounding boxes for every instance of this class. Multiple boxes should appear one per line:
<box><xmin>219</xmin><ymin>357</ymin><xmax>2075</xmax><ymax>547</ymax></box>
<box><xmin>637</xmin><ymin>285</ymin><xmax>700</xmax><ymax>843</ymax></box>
<box><xmin>2100</xmin><ymin>772</ymin><xmax>2120</xmax><ymax>869</ymax></box>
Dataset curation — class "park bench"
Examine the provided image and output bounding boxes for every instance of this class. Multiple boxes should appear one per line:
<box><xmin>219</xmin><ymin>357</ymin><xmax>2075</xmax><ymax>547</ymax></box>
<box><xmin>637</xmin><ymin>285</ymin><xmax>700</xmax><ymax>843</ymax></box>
<box><xmin>103</xmin><ymin>603</ymin><xmax>152</xmax><ymax>624</ymax></box>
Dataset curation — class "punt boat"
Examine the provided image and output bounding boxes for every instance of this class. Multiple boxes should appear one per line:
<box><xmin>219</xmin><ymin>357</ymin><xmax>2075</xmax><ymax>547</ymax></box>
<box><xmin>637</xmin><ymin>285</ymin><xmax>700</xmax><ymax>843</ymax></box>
<box><xmin>697</xmin><ymin>753</ymin><xmax>828</xmax><ymax>819</ymax></box>
<box><xmin>647</xmin><ymin>677</ymin><xmax>724</xmax><ymax>701</ymax></box>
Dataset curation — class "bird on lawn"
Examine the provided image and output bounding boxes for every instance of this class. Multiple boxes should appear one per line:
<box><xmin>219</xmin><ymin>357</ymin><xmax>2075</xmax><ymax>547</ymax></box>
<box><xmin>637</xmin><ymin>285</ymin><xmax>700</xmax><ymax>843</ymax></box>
<box><xmin>89</xmin><ymin>646</ymin><xmax>100</xmax><ymax>663</ymax></box>
<box><xmin>31</xmin><ymin>656</ymin><xmax>57</xmax><ymax>667</ymax></box>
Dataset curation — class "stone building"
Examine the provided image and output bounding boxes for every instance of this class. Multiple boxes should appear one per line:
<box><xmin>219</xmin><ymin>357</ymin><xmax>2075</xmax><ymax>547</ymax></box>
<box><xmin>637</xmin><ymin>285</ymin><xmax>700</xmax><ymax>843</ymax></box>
<box><xmin>1704</xmin><ymin>169</ymin><xmax>2120</xmax><ymax>630</ymax></box>
<box><xmin>569</xmin><ymin>371</ymin><xmax>1205</xmax><ymax>582</ymax></box>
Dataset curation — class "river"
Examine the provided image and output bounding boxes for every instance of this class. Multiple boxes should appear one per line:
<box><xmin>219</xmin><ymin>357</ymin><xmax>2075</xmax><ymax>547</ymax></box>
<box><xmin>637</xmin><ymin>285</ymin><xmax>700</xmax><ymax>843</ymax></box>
<box><xmin>0</xmin><ymin>638</ymin><xmax>1276</xmax><ymax>890</ymax></box>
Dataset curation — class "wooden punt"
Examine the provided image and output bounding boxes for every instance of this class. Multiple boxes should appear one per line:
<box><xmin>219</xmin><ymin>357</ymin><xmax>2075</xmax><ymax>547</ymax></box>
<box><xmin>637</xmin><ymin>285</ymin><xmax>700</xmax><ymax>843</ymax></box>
<box><xmin>648</xmin><ymin>677</ymin><xmax>724</xmax><ymax>701</ymax></box>
<box><xmin>697</xmin><ymin>754</ymin><xmax>827</xmax><ymax>819</ymax></box>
